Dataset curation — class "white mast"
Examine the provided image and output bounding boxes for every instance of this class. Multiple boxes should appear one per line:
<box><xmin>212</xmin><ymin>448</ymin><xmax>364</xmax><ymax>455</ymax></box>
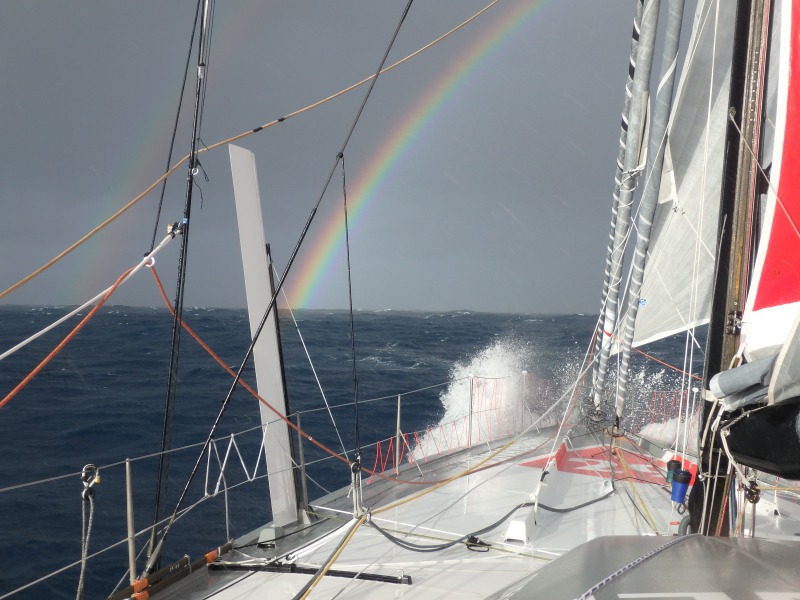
<box><xmin>229</xmin><ymin>143</ymin><xmax>297</xmax><ymax>528</ymax></box>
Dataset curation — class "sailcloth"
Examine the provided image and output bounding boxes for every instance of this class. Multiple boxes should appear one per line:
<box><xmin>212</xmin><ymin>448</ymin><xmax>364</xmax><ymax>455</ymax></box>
<box><xmin>629</xmin><ymin>1</ymin><xmax>735</xmax><ymax>348</ymax></box>
<box><xmin>742</xmin><ymin>0</ymin><xmax>800</xmax><ymax>360</ymax></box>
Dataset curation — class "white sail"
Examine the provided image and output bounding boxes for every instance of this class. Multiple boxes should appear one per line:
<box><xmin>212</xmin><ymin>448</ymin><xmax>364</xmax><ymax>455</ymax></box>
<box><xmin>741</xmin><ymin>0</ymin><xmax>800</xmax><ymax>360</ymax></box>
<box><xmin>629</xmin><ymin>1</ymin><xmax>735</xmax><ymax>348</ymax></box>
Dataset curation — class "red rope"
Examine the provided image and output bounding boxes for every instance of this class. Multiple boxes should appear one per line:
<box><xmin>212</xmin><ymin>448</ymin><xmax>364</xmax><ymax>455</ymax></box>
<box><xmin>0</xmin><ymin>268</ymin><xmax>132</xmax><ymax>411</ymax></box>
<box><xmin>149</xmin><ymin>267</ymin><xmax>566</xmax><ymax>487</ymax></box>
<box><xmin>148</xmin><ymin>267</ymin><xmax>352</xmax><ymax>468</ymax></box>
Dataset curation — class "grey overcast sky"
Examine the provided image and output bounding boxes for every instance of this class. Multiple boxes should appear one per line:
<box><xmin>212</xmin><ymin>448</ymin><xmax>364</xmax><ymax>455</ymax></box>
<box><xmin>0</xmin><ymin>1</ymin><xmax>647</xmax><ymax>313</ymax></box>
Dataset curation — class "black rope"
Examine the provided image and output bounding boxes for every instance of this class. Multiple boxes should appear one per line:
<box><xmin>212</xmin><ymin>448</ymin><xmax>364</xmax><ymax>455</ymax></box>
<box><xmin>368</xmin><ymin>491</ymin><xmax>616</xmax><ymax>554</ymax></box>
<box><xmin>148</xmin><ymin>0</ymin><xmax>205</xmax><ymax>561</ymax></box>
<box><xmin>148</xmin><ymin>0</ymin><xmax>202</xmax><ymax>251</ymax></box>
<box><xmin>330</xmin><ymin>0</ymin><xmax>415</xmax><ymax>466</ymax></box>
<box><xmin>340</xmin><ymin>154</ymin><xmax>361</xmax><ymax>458</ymax></box>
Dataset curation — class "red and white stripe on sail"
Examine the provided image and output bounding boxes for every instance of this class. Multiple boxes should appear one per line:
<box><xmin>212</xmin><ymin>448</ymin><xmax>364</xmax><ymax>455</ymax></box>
<box><xmin>743</xmin><ymin>0</ymin><xmax>800</xmax><ymax>357</ymax></box>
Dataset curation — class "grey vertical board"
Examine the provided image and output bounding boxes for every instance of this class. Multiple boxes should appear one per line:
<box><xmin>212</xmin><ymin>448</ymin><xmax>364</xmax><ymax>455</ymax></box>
<box><xmin>229</xmin><ymin>143</ymin><xmax>297</xmax><ymax>528</ymax></box>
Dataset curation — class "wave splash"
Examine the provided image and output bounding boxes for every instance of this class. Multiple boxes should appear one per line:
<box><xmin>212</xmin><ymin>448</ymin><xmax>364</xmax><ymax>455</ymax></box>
<box><xmin>411</xmin><ymin>336</ymin><xmax>573</xmax><ymax>456</ymax></box>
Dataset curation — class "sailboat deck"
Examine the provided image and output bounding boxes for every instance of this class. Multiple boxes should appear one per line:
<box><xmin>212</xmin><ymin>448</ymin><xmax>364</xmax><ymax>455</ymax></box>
<box><xmin>154</xmin><ymin>423</ymin><xmax>697</xmax><ymax>599</ymax></box>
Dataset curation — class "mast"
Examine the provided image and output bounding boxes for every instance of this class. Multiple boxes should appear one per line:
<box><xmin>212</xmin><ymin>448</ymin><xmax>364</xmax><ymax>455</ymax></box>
<box><xmin>699</xmin><ymin>0</ymin><xmax>771</xmax><ymax>536</ymax></box>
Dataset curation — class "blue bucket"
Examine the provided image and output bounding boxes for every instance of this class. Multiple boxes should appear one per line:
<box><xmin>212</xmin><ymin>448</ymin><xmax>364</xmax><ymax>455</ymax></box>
<box><xmin>671</xmin><ymin>469</ymin><xmax>692</xmax><ymax>503</ymax></box>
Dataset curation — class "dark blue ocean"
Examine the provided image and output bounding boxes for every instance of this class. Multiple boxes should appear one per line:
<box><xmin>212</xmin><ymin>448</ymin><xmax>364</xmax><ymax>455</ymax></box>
<box><xmin>0</xmin><ymin>307</ymin><xmax>687</xmax><ymax>599</ymax></box>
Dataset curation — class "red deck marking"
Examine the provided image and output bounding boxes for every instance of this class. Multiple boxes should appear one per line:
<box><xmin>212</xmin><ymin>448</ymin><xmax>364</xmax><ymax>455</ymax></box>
<box><xmin>521</xmin><ymin>444</ymin><xmax>665</xmax><ymax>485</ymax></box>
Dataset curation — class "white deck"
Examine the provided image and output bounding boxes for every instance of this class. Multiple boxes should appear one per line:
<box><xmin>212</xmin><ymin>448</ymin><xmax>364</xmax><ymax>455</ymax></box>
<box><xmin>155</xmin><ymin>423</ymin><xmax>754</xmax><ymax>599</ymax></box>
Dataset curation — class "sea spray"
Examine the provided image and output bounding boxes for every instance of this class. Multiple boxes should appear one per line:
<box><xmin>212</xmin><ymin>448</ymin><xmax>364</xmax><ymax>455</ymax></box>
<box><xmin>601</xmin><ymin>356</ymin><xmax>702</xmax><ymax>455</ymax></box>
<box><xmin>411</xmin><ymin>335</ymin><xmax>581</xmax><ymax>458</ymax></box>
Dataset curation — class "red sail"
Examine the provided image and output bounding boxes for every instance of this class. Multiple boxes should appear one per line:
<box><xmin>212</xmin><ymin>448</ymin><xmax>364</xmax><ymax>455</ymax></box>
<box><xmin>743</xmin><ymin>0</ymin><xmax>800</xmax><ymax>354</ymax></box>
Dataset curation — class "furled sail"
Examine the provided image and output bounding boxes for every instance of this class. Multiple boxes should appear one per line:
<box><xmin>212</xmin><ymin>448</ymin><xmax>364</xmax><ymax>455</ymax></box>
<box><xmin>741</xmin><ymin>0</ymin><xmax>800</xmax><ymax>360</ymax></box>
<box><xmin>628</xmin><ymin>1</ymin><xmax>735</xmax><ymax>348</ymax></box>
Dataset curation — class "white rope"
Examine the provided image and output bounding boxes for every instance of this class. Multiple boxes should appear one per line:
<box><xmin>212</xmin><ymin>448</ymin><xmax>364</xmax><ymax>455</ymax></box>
<box><xmin>0</xmin><ymin>232</ymin><xmax>176</xmax><ymax>362</ymax></box>
<box><xmin>681</xmin><ymin>386</ymin><xmax>700</xmax><ymax>459</ymax></box>
<box><xmin>75</xmin><ymin>495</ymin><xmax>94</xmax><ymax>600</ymax></box>
<box><xmin>719</xmin><ymin>425</ymin><xmax>750</xmax><ymax>485</ymax></box>
<box><xmin>698</xmin><ymin>403</ymin><xmax>725</xmax><ymax>535</ymax></box>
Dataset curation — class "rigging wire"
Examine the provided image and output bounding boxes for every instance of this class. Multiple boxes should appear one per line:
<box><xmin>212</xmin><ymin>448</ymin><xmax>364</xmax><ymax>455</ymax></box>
<box><xmin>147</xmin><ymin>0</ymin><xmax>214</xmax><ymax>574</ymax></box>
<box><xmin>148</xmin><ymin>0</ymin><xmax>202</xmax><ymax>251</ymax></box>
<box><xmin>275</xmin><ymin>266</ymin><xmax>350</xmax><ymax>460</ymax></box>
<box><xmin>340</xmin><ymin>155</ymin><xmax>362</xmax><ymax>460</ymax></box>
<box><xmin>148</xmin><ymin>267</ymin><xmax>344</xmax><ymax>486</ymax></box>
<box><xmin>681</xmin><ymin>0</ymin><xmax>721</xmax><ymax>472</ymax></box>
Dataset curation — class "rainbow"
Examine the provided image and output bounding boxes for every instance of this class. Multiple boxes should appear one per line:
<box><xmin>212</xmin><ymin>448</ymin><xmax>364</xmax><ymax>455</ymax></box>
<box><xmin>286</xmin><ymin>0</ymin><xmax>551</xmax><ymax>308</ymax></box>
